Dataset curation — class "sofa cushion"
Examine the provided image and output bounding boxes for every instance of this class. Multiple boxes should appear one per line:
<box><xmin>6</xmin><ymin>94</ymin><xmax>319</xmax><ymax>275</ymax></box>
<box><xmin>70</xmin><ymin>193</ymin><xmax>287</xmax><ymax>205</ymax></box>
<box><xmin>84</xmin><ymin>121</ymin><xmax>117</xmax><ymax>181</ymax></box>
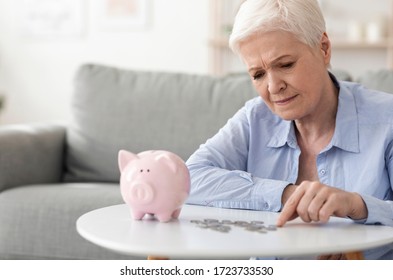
<box><xmin>0</xmin><ymin>123</ymin><xmax>65</xmax><ymax>192</ymax></box>
<box><xmin>357</xmin><ymin>70</ymin><xmax>393</xmax><ymax>94</ymax></box>
<box><xmin>65</xmin><ymin>64</ymin><xmax>257</xmax><ymax>182</ymax></box>
<box><xmin>0</xmin><ymin>183</ymin><xmax>140</xmax><ymax>259</ymax></box>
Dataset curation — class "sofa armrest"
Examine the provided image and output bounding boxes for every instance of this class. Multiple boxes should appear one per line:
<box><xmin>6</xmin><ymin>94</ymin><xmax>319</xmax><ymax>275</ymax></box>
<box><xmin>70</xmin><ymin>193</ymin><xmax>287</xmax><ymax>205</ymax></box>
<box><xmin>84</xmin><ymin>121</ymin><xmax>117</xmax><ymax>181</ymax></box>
<box><xmin>0</xmin><ymin>122</ymin><xmax>66</xmax><ymax>192</ymax></box>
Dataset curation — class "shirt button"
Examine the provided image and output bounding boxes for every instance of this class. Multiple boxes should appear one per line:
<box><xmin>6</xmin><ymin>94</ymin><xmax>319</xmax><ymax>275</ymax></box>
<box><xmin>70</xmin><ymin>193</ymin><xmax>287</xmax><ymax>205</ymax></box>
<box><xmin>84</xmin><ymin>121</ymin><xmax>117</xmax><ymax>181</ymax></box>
<box><xmin>319</xmin><ymin>169</ymin><xmax>326</xmax><ymax>175</ymax></box>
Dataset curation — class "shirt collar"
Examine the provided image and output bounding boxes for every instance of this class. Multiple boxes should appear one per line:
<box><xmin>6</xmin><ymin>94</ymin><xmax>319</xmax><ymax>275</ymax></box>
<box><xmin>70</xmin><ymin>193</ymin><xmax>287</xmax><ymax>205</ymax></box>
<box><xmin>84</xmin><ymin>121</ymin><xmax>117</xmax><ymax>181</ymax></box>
<box><xmin>330</xmin><ymin>80</ymin><xmax>360</xmax><ymax>153</ymax></box>
<box><xmin>266</xmin><ymin>118</ymin><xmax>295</xmax><ymax>148</ymax></box>
<box><xmin>266</xmin><ymin>73</ymin><xmax>360</xmax><ymax>153</ymax></box>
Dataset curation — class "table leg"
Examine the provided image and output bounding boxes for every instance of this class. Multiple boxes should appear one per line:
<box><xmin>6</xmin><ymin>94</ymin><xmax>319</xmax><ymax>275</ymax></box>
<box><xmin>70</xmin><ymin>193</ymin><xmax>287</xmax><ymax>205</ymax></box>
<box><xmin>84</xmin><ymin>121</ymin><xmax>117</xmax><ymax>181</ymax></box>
<box><xmin>147</xmin><ymin>256</ymin><xmax>169</xmax><ymax>260</ymax></box>
<box><xmin>344</xmin><ymin>251</ymin><xmax>364</xmax><ymax>260</ymax></box>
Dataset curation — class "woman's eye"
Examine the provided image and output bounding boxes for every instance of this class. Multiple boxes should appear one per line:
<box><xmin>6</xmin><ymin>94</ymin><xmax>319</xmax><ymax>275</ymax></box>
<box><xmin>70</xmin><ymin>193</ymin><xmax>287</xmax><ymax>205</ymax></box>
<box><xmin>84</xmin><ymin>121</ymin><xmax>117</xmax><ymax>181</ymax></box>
<box><xmin>281</xmin><ymin>62</ymin><xmax>294</xmax><ymax>68</ymax></box>
<box><xmin>253</xmin><ymin>72</ymin><xmax>265</xmax><ymax>80</ymax></box>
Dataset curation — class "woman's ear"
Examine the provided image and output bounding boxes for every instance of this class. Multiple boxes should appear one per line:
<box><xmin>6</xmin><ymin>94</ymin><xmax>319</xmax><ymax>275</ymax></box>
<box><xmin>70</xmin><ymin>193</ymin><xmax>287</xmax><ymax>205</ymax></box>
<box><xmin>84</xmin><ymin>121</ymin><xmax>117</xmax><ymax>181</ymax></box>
<box><xmin>320</xmin><ymin>32</ymin><xmax>331</xmax><ymax>66</ymax></box>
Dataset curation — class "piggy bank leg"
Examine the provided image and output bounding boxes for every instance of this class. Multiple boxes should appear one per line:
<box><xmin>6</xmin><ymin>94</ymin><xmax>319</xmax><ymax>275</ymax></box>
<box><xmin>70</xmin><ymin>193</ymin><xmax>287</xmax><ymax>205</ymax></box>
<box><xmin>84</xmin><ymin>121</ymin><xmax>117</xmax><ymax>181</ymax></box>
<box><xmin>155</xmin><ymin>212</ymin><xmax>173</xmax><ymax>223</ymax></box>
<box><xmin>131</xmin><ymin>209</ymin><xmax>145</xmax><ymax>220</ymax></box>
<box><xmin>172</xmin><ymin>208</ymin><xmax>182</xmax><ymax>219</ymax></box>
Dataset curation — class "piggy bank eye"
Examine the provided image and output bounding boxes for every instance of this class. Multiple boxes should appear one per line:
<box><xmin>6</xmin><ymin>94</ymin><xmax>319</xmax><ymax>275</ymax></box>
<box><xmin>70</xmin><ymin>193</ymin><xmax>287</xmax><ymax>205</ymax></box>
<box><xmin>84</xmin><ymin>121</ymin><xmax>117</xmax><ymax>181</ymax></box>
<box><xmin>147</xmin><ymin>169</ymin><xmax>150</xmax><ymax>172</ymax></box>
<box><xmin>140</xmin><ymin>169</ymin><xmax>143</xmax><ymax>172</ymax></box>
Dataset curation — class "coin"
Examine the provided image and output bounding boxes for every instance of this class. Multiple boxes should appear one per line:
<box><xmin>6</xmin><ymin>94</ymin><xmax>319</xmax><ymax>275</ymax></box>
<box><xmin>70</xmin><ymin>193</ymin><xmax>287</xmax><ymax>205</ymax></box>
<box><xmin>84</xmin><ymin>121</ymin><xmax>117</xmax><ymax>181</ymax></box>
<box><xmin>221</xmin><ymin>219</ymin><xmax>234</xmax><ymax>225</ymax></box>
<box><xmin>266</xmin><ymin>225</ymin><xmax>277</xmax><ymax>231</ymax></box>
<box><xmin>204</xmin><ymin>218</ymin><xmax>219</xmax><ymax>223</ymax></box>
<box><xmin>191</xmin><ymin>218</ymin><xmax>275</xmax><ymax>234</ymax></box>
<box><xmin>234</xmin><ymin>220</ymin><xmax>250</xmax><ymax>227</ymax></box>
<box><xmin>251</xmin><ymin>220</ymin><xmax>265</xmax><ymax>225</ymax></box>
<box><xmin>206</xmin><ymin>222</ymin><xmax>221</xmax><ymax>227</ymax></box>
<box><xmin>245</xmin><ymin>225</ymin><xmax>264</xmax><ymax>231</ymax></box>
<box><xmin>196</xmin><ymin>224</ymin><xmax>208</xmax><ymax>229</ymax></box>
<box><xmin>210</xmin><ymin>225</ymin><xmax>231</xmax><ymax>233</ymax></box>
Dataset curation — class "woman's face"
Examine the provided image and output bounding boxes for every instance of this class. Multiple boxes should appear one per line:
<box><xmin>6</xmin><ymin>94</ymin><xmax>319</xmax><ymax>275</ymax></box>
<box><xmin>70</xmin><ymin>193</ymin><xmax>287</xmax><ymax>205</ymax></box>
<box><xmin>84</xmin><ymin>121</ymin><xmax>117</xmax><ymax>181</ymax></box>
<box><xmin>239</xmin><ymin>31</ymin><xmax>332</xmax><ymax>121</ymax></box>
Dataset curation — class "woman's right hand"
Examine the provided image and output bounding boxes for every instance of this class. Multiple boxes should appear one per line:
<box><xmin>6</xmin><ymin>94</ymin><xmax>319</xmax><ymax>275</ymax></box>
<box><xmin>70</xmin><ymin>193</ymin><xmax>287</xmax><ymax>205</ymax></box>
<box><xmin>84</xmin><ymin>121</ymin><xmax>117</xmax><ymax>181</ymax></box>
<box><xmin>277</xmin><ymin>181</ymin><xmax>368</xmax><ymax>227</ymax></box>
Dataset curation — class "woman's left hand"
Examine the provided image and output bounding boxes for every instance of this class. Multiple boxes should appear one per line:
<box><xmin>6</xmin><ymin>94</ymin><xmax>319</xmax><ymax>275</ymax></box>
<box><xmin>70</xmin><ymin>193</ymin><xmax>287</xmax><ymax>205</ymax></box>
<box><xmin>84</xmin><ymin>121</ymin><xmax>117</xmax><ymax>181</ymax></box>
<box><xmin>276</xmin><ymin>181</ymin><xmax>367</xmax><ymax>227</ymax></box>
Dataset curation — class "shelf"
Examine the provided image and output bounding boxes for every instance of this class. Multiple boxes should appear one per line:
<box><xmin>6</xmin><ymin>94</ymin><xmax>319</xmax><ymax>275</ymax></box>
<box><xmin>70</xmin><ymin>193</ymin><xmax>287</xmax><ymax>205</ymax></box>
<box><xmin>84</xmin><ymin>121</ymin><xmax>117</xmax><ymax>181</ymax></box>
<box><xmin>210</xmin><ymin>38</ymin><xmax>393</xmax><ymax>49</ymax></box>
<box><xmin>209</xmin><ymin>0</ymin><xmax>393</xmax><ymax>76</ymax></box>
<box><xmin>331</xmin><ymin>39</ymin><xmax>393</xmax><ymax>49</ymax></box>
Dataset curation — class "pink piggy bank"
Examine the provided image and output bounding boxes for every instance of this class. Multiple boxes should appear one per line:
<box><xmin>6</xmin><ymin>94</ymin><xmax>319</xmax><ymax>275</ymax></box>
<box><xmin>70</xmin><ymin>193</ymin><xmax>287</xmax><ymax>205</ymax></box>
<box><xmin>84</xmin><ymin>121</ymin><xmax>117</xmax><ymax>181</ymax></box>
<box><xmin>118</xmin><ymin>150</ymin><xmax>190</xmax><ymax>222</ymax></box>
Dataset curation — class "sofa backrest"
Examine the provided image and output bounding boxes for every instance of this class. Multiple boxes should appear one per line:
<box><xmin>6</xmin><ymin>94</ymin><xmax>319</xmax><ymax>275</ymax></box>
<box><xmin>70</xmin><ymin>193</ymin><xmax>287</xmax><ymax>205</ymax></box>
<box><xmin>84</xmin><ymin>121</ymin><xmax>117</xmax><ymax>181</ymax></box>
<box><xmin>64</xmin><ymin>64</ymin><xmax>258</xmax><ymax>182</ymax></box>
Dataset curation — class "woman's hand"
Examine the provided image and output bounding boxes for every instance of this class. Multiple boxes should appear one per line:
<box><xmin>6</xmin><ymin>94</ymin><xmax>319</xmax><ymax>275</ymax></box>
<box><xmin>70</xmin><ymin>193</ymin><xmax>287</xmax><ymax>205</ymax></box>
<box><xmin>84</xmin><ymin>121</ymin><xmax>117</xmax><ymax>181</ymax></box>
<box><xmin>276</xmin><ymin>181</ymin><xmax>368</xmax><ymax>227</ymax></box>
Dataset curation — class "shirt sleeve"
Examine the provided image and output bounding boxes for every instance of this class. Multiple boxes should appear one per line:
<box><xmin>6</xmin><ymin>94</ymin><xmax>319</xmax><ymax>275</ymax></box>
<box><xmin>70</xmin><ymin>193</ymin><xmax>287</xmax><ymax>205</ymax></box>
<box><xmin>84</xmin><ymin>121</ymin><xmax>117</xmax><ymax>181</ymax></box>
<box><xmin>356</xmin><ymin>139</ymin><xmax>393</xmax><ymax>227</ymax></box>
<box><xmin>358</xmin><ymin>195</ymin><xmax>393</xmax><ymax>226</ymax></box>
<box><xmin>185</xmin><ymin>103</ymin><xmax>291</xmax><ymax>212</ymax></box>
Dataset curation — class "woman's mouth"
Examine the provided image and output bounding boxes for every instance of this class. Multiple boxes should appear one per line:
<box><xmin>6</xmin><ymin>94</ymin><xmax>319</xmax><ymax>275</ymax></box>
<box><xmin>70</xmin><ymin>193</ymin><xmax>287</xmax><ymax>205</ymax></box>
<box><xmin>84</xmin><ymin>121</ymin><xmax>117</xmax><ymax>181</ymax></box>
<box><xmin>274</xmin><ymin>95</ymin><xmax>298</xmax><ymax>105</ymax></box>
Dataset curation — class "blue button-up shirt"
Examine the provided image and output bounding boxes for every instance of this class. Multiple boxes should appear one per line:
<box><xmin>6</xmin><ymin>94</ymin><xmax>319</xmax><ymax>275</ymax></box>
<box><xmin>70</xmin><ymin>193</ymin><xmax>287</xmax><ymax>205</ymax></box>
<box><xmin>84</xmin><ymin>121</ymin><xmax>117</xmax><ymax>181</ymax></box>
<box><xmin>186</xmin><ymin>79</ymin><xmax>393</xmax><ymax>259</ymax></box>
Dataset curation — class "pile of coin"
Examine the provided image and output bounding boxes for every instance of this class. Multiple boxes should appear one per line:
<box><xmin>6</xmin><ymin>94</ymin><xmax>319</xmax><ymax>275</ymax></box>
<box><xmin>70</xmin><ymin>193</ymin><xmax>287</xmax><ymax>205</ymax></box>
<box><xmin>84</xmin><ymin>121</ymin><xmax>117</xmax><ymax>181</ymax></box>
<box><xmin>190</xmin><ymin>219</ymin><xmax>277</xmax><ymax>234</ymax></box>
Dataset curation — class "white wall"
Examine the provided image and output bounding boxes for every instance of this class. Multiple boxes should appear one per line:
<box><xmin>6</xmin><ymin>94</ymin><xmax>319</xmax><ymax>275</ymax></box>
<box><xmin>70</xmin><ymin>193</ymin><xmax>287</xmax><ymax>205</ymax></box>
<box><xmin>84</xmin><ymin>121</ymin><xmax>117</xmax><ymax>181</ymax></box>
<box><xmin>0</xmin><ymin>0</ymin><xmax>209</xmax><ymax>124</ymax></box>
<box><xmin>322</xmin><ymin>0</ymin><xmax>392</xmax><ymax>79</ymax></box>
<box><xmin>218</xmin><ymin>0</ymin><xmax>392</xmax><ymax>80</ymax></box>
<box><xmin>0</xmin><ymin>0</ymin><xmax>390</xmax><ymax>124</ymax></box>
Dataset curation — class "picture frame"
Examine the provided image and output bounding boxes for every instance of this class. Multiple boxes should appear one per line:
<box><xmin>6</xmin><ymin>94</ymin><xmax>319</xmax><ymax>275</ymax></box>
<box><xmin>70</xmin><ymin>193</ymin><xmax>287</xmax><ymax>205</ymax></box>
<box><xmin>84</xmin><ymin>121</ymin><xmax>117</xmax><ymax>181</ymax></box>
<box><xmin>96</xmin><ymin>0</ymin><xmax>149</xmax><ymax>30</ymax></box>
<box><xmin>21</xmin><ymin>0</ymin><xmax>85</xmax><ymax>37</ymax></box>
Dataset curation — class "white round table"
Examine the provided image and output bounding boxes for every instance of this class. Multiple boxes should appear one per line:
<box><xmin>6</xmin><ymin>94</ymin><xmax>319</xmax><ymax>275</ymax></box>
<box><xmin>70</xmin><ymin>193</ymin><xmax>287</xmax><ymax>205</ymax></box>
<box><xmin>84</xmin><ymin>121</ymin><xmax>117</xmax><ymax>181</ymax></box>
<box><xmin>76</xmin><ymin>204</ymin><xmax>393</xmax><ymax>259</ymax></box>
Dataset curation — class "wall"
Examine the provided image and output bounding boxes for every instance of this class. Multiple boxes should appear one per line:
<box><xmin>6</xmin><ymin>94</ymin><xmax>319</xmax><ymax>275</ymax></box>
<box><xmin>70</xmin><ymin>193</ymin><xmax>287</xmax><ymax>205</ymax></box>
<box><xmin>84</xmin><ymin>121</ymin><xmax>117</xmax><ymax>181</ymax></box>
<box><xmin>0</xmin><ymin>0</ymin><xmax>390</xmax><ymax>124</ymax></box>
<box><xmin>0</xmin><ymin>0</ymin><xmax>209</xmax><ymax>124</ymax></box>
<box><xmin>322</xmin><ymin>0</ymin><xmax>392</xmax><ymax>79</ymax></box>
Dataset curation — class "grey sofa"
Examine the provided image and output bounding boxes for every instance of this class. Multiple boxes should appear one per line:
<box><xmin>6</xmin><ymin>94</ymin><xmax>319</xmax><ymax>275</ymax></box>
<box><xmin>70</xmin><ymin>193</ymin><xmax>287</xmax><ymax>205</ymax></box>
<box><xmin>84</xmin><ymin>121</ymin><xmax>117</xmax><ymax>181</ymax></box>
<box><xmin>0</xmin><ymin>64</ymin><xmax>392</xmax><ymax>259</ymax></box>
<box><xmin>0</xmin><ymin>64</ymin><xmax>258</xmax><ymax>259</ymax></box>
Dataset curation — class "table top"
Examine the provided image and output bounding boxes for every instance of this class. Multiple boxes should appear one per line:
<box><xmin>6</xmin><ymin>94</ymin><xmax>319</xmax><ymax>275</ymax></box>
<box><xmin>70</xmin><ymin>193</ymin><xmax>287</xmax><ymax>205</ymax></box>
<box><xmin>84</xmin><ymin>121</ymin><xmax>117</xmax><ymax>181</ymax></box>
<box><xmin>76</xmin><ymin>204</ymin><xmax>393</xmax><ymax>259</ymax></box>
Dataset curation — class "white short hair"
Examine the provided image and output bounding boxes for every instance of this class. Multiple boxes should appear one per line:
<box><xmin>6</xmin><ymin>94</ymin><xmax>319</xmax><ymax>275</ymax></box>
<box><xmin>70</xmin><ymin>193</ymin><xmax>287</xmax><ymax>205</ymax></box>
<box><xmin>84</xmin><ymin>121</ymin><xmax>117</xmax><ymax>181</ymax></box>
<box><xmin>229</xmin><ymin>0</ymin><xmax>326</xmax><ymax>54</ymax></box>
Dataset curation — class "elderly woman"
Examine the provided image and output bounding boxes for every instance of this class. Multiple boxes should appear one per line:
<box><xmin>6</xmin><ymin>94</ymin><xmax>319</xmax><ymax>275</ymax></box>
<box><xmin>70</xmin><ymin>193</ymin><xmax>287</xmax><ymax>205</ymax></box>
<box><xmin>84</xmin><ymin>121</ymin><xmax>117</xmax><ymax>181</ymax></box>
<box><xmin>186</xmin><ymin>0</ymin><xmax>393</xmax><ymax>259</ymax></box>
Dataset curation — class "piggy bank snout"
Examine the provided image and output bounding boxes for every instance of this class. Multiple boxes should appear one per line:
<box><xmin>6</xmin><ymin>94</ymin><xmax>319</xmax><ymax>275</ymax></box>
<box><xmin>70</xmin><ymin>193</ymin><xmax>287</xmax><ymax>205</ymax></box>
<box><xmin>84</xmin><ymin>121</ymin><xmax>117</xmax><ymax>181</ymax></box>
<box><xmin>128</xmin><ymin>182</ymin><xmax>155</xmax><ymax>204</ymax></box>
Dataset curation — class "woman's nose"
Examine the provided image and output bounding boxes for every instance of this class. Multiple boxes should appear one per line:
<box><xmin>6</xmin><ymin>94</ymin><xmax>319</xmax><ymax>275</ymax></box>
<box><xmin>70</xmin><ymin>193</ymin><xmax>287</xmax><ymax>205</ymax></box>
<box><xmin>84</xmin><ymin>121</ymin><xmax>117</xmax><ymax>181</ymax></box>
<box><xmin>267</xmin><ymin>73</ymin><xmax>286</xmax><ymax>94</ymax></box>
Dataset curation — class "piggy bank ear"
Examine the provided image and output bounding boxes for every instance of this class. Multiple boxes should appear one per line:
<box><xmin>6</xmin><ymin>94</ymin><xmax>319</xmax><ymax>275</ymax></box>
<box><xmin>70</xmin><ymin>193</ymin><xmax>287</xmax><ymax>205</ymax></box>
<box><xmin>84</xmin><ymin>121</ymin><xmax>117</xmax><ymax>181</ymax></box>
<box><xmin>118</xmin><ymin>150</ymin><xmax>138</xmax><ymax>172</ymax></box>
<box><xmin>155</xmin><ymin>154</ymin><xmax>178</xmax><ymax>173</ymax></box>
